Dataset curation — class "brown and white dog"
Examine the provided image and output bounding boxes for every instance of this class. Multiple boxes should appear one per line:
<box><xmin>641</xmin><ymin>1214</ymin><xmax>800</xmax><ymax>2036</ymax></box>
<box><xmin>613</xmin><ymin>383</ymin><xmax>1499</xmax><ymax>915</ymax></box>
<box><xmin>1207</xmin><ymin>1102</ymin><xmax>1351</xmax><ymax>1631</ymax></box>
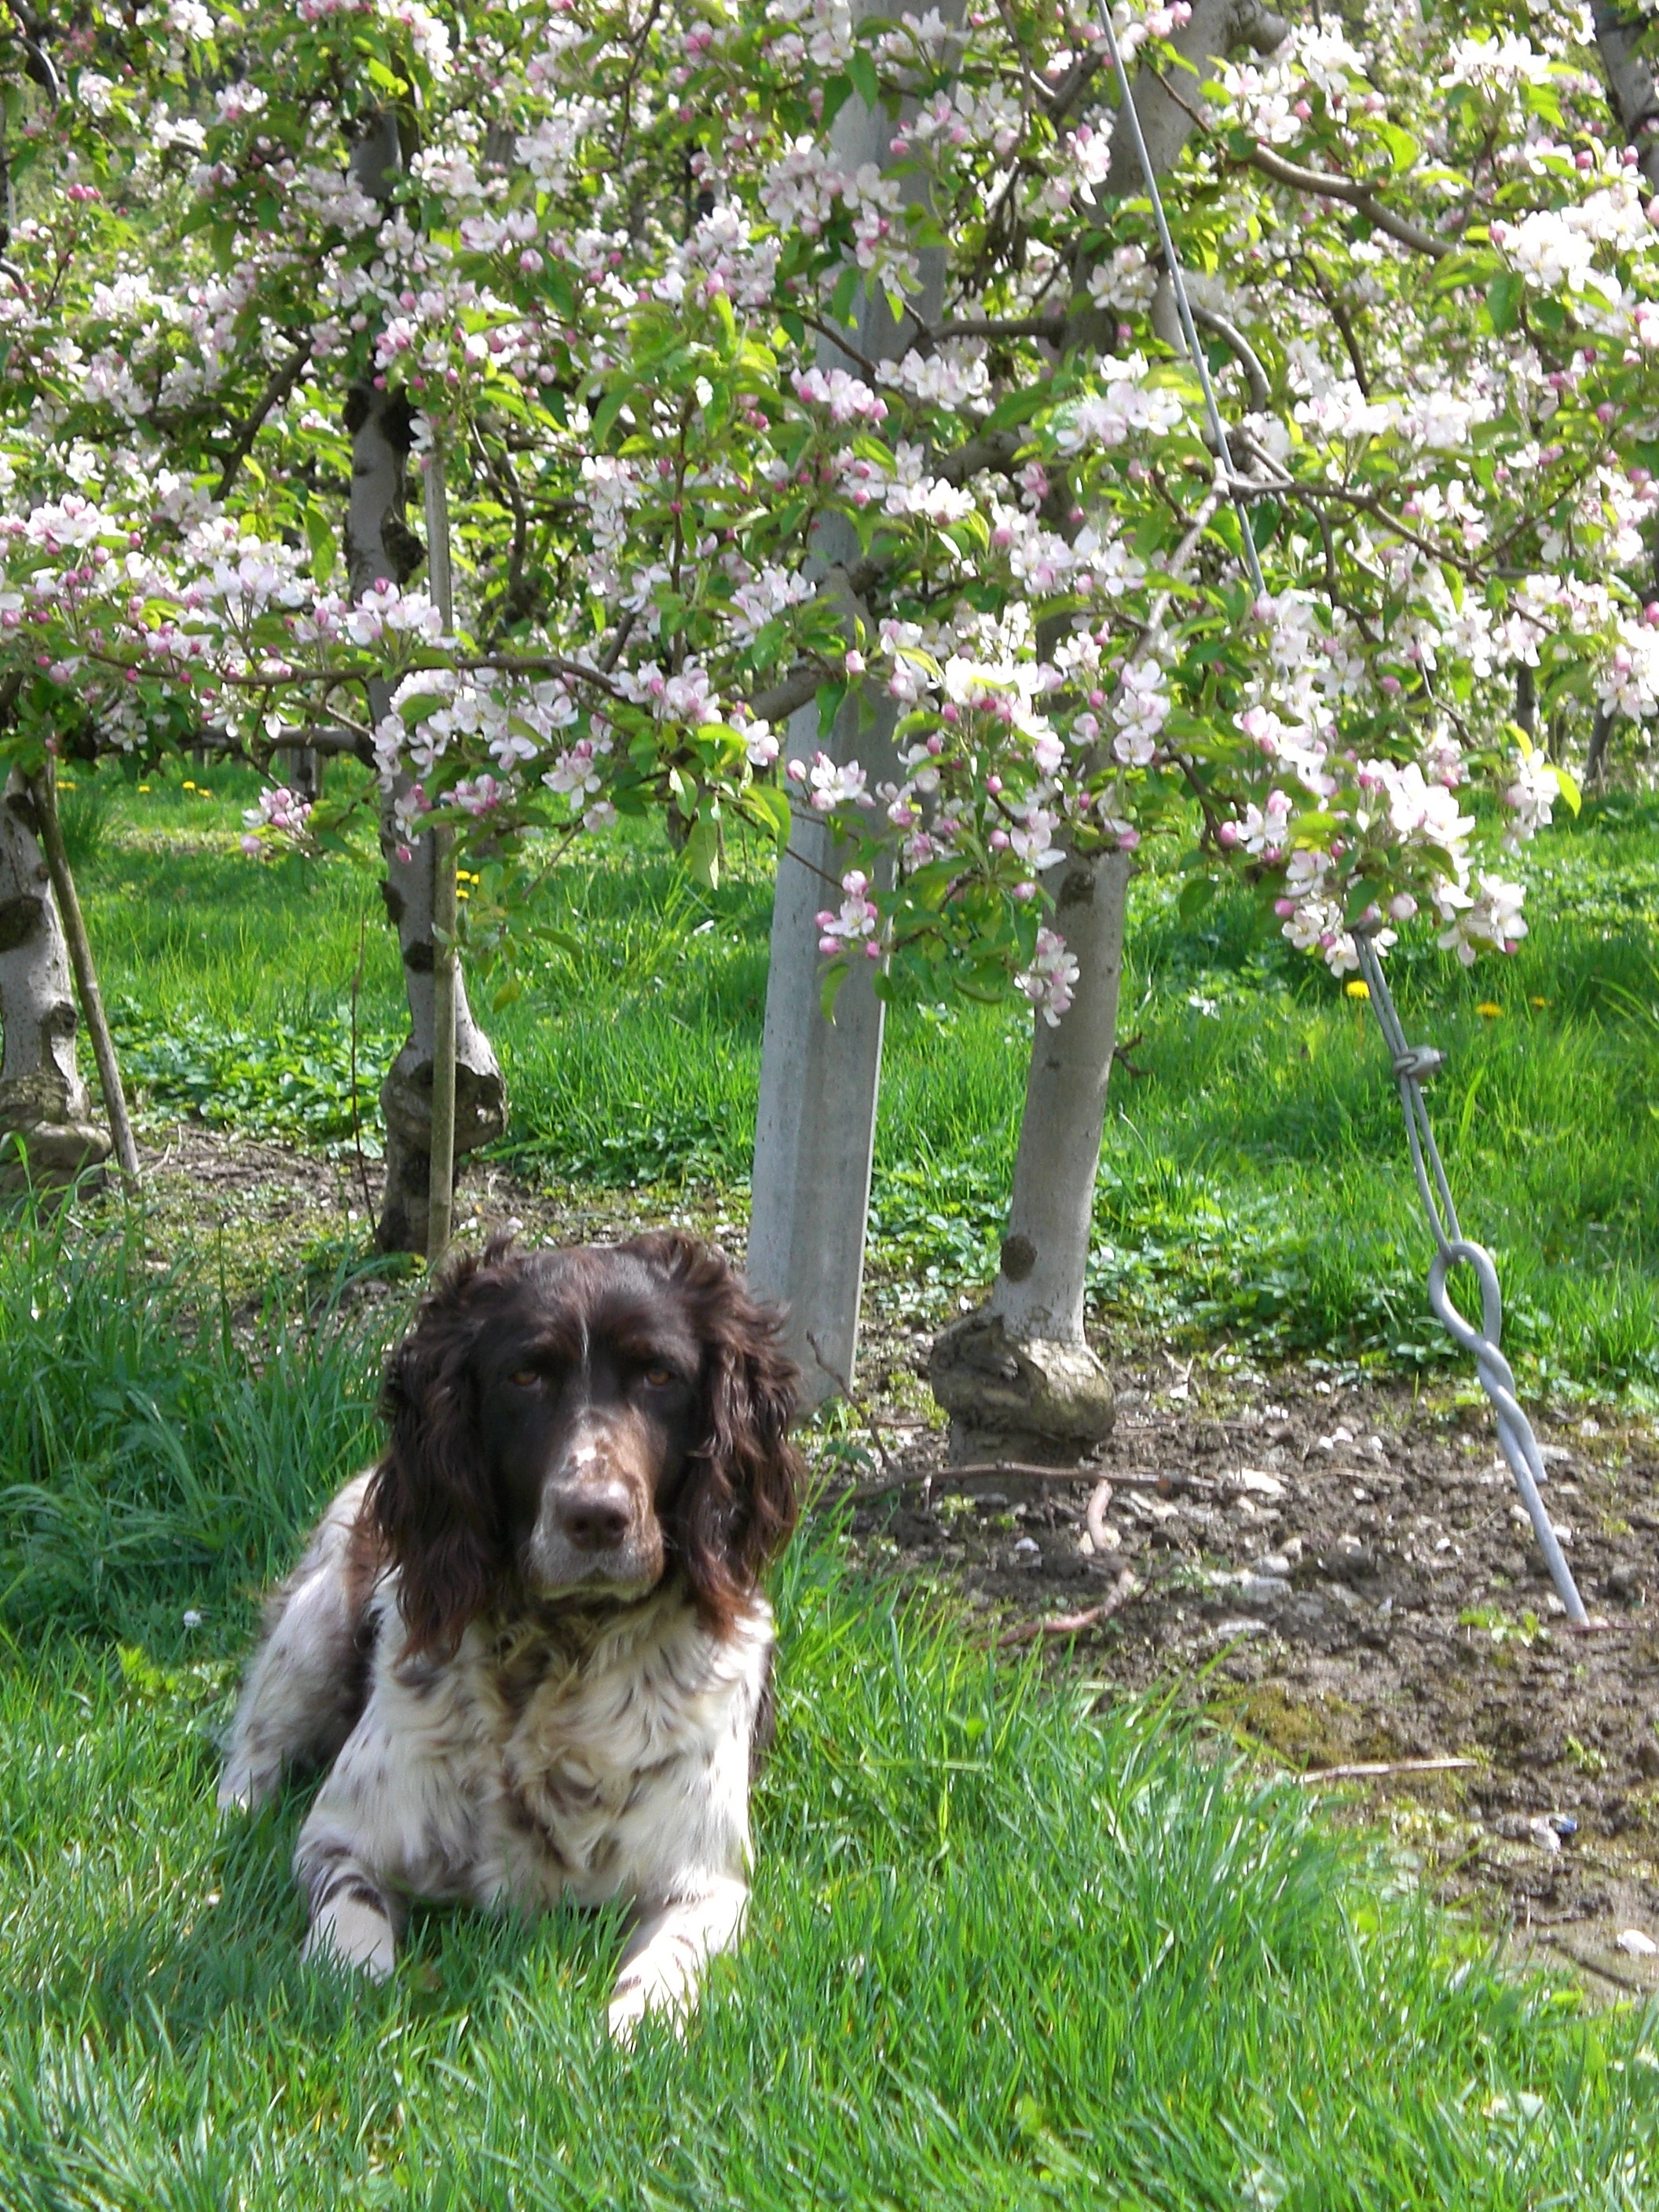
<box><xmin>219</xmin><ymin>1232</ymin><xmax>801</xmax><ymax>2039</ymax></box>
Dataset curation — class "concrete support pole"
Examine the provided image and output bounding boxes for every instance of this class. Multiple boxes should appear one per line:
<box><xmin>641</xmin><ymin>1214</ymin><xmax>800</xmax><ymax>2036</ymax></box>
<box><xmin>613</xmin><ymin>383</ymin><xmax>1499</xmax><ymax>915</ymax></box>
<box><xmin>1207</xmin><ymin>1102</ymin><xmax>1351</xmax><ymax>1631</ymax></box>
<box><xmin>746</xmin><ymin>13</ymin><xmax>958</xmax><ymax>1402</ymax></box>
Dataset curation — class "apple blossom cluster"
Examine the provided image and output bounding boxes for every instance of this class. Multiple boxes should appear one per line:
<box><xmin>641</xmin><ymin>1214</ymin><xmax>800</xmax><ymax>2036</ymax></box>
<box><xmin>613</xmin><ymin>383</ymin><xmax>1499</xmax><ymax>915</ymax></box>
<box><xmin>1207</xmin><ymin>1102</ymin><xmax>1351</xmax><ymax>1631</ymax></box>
<box><xmin>1017</xmin><ymin>928</ymin><xmax>1082</xmax><ymax>1027</ymax></box>
<box><xmin>240</xmin><ymin>785</ymin><xmax>313</xmax><ymax>855</ymax></box>
<box><xmin>3</xmin><ymin>0</ymin><xmax>1658</xmax><ymax>1024</ymax></box>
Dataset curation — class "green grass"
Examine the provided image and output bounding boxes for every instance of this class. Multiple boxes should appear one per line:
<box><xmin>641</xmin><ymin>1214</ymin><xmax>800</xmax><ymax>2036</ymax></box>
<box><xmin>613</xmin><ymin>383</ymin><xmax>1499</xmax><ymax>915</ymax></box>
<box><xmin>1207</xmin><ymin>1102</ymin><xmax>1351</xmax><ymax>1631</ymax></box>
<box><xmin>67</xmin><ymin>756</ymin><xmax>1659</xmax><ymax>1396</ymax></box>
<box><xmin>3</xmin><ymin>1221</ymin><xmax>1659</xmax><ymax>2209</ymax></box>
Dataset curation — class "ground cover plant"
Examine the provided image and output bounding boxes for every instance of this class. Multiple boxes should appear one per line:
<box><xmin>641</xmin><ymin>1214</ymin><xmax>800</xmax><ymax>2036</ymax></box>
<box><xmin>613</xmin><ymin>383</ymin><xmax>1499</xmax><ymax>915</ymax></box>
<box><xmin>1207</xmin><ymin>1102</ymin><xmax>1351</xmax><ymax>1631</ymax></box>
<box><xmin>5</xmin><ymin>1214</ymin><xmax>1659</xmax><ymax>2209</ymax></box>
<box><xmin>77</xmin><ymin>760</ymin><xmax>1659</xmax><ymax>1397</ymax></box>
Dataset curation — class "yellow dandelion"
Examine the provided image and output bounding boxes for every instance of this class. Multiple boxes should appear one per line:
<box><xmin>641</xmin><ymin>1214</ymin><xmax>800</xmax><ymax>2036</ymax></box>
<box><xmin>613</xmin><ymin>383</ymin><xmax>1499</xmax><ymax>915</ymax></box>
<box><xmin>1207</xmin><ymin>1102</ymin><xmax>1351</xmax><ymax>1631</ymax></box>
<box><xmin>1476</xmin><ymin>1002</ymin><xmax>1503</xmax><ymax>1019</ymax></box>
<box><xmin>1530</xmin><ymin>995</ymin><xmax>1548</xmax><ymax>1009</ymax></box>
<box><xmin>182</xmin><ymin>779</ymin><xmax>197</xmax><ymax>791</ymax></box>
<box><xmin>1344</xmin><ymin>980</ymin><xmax>1369</xmax><ymax>1001</ymax></box>
<box><xmin>137</xmin><ymin>783</ymin><xmax>152</xmax><ymax>793</ymax></box>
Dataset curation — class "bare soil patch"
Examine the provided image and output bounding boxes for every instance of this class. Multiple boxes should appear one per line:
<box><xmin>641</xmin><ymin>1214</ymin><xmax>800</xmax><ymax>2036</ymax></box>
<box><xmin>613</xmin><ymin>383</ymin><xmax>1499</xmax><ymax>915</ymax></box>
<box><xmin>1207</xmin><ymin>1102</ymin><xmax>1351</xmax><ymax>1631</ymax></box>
<box><xmin>109</xmin><ymin>1125</ymin><xmax>1659</xmax><ymax>1998</ymax></box>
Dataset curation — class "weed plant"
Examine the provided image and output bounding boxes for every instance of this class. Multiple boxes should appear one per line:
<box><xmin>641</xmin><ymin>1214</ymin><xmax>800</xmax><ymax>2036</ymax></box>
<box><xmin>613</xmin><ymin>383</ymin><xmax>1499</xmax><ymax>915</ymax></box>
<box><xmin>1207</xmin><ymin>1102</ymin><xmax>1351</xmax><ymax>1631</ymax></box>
<box><xmin>2</xmin><ymin>1224</ymin><xmax>1658</xmax><ymax>2207</ymax></box>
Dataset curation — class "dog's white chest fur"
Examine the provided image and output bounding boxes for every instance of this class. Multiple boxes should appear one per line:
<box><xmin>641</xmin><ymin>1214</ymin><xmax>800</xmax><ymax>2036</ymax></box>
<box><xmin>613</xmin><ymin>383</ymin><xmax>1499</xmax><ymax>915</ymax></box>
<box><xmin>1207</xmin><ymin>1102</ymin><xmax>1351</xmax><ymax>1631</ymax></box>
<box><xmin>302</xmin><ymin>1581</ymin><xmax>771</xmax><ymax>1922</ymax></box>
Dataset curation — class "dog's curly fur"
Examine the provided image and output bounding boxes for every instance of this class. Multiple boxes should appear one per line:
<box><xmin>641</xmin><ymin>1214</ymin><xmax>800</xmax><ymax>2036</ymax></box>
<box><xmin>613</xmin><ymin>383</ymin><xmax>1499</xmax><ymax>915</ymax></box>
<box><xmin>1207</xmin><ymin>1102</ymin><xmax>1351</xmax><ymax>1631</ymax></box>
<box><xmin>219</xmin><ymin>1232</ymin><xmax>802</xmax><ymax>2037</ymax></box>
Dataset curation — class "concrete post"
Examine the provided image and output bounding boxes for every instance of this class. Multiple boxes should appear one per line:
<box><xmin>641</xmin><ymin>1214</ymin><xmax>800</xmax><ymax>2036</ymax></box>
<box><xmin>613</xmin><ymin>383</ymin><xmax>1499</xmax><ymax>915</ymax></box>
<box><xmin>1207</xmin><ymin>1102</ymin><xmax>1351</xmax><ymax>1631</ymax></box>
<box><xmin>745</xmin><ymin>15</ymin><xmax>957</xmax><ymax>1401</ymax></box>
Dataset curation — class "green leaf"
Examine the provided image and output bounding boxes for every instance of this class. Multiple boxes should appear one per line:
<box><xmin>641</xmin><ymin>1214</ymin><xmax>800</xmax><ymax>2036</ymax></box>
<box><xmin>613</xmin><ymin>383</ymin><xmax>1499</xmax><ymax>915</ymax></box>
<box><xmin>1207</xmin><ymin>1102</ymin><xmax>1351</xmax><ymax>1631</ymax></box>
<box><xmin>830</xmin><ymin>264</ymin><xmax>862</xmax><ymax>326</ymax></box>
<box><xmin>745</xmin><ymin>782</ymin><xmax>794</xmax><ymax>848</ymax></box>
<box><xmin>1177</xmin><ymin>873</ymin><xmax>1216</xmax><ymax>921</ymax></box>
<box><xmin>683</xmin><ymin>816</ymin><xmax>720</xmax><ymax>889</ymax></box>
<box><xmin>819</xmin><ymin>959</ymin><xmax>851</xmax><ymax>1024</ymax></box>
<box><xmin>847</xmin><ymin>47</ymin><xmax>880</xmax><ymax>110</ymax></box>
<box><xmin>1555</xmin><ymin>763</ymin><xmax>1581</xmax><ymax>818</ymax></box>
<box><xmin>1486</xmin><ymin>270</ymin><xmax>1524</xmax><ymax>335</ymax></box>
<box><xmin>491</xmin><ymin>976</ymin><xmax>523</xmax><ymax>1013</ymax></box>
<box><xmin>304</xmin><ymin>505</ymin><xmax>337</xmax><ymax>587</ymax></box>
<box><xmin>815</xmin><ymin>683</ymin><xmax>848</xmax><ymax>738</ymax></box>
<box><xmin>591</xmin><ymin>380</ymin><xmax>634</xmax><ymax>447</ymax></box>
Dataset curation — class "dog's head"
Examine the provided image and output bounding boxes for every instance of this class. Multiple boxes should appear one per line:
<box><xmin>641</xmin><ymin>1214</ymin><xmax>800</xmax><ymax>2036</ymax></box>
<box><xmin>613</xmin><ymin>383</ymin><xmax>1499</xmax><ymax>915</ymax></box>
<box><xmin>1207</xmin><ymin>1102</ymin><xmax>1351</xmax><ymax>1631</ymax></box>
<box><xmin>367</xmin><ymin>1232</ymin><xmax>802</xmax><ymax>1654</ymax></box>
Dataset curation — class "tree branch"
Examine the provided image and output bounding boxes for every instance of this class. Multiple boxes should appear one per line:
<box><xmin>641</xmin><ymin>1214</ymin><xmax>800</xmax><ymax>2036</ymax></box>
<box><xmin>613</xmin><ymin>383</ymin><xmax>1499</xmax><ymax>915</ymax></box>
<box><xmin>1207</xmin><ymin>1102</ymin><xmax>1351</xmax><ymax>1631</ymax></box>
<box><xmin>1189</xmin><ymin>302</ymin><xmax>1270</xmax><ymax>409</ymax></box>
<box><xmin>1238</xmin><ymin>141</ymin><xmax>1451</xmax><ymax>260</ymax></box>
<box><xmin>214</xmin><ymin>333</ymin><xmax>312</xmax><ymax>502</ymax></box>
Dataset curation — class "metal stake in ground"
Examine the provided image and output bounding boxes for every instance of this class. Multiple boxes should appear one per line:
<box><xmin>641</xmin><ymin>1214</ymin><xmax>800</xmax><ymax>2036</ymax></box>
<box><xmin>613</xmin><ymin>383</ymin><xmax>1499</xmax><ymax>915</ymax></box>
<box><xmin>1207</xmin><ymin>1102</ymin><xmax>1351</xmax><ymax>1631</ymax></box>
<box><xmin>27</xmin><ymin>758</ymin><xmax>141</xmax><ymax>1192</ymax></box>
<box><xmin>423</xmin><ymin>439</ymin><xmax>459</xmax><ymax>1269</ymax></box>
<box><xmin>1352</xmin><ymin>924</ymin><xmax>1592</xmax><ymax>1629</ymax></box>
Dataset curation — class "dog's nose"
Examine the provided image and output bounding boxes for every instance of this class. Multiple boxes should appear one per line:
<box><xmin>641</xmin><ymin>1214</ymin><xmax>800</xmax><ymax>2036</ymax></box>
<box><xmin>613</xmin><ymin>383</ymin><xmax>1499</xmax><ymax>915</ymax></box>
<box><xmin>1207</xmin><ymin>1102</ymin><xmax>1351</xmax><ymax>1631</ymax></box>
<box><xmin>559</xmin><ymin>1483</ymin><xmax>633</xmax><ymax>1551</ymax></box>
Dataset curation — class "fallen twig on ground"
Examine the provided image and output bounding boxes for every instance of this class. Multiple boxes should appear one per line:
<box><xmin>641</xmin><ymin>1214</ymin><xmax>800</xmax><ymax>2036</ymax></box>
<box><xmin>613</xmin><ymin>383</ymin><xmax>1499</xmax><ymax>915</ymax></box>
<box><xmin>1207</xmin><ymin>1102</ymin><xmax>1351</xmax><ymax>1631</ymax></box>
<box><xmin>998</xmin><ymin>1569</ymin><xmax>1140</xmax><ymax>1646</ymax></box>
<box><xmin>1297</xmin><ymin>1756</ymin><xmax>1477</xmax><ymax>1784</ymax></box>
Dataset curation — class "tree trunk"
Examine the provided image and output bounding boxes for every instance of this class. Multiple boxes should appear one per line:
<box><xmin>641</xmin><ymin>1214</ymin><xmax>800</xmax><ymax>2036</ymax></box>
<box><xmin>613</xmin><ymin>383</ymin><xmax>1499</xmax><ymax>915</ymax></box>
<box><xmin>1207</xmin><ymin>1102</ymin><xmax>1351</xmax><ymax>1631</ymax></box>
<box><xmin>929</xmin><ymin>851</ymin><xmax>1129</xmax><ymax>1471</ymax></box>
<box><xmin>1591</xmin><ymin>2</ymin><xmax>1659</xmax><ymax>189</ymax></box>
<box><xmin>932</xmin><ymin>0</ymin><xmax>1284</xmax><ymax>1466</ymax></box>
<box><xmin>747</xmin><ymin>3</ymin><xmax>958</xmax><ymax>1401</ymax></box>
<box><xmin>342</xmin><ymin>109</ymin><xmax>507</xmax><ymax>1254</ymax></box>
<box><xmin>0</xmin><ymin>768</ymin><xmax>112</xmax><ymax>1188</ymax></box>
<box><xmin>1585</xmin><ymin>705</ymin><xmax>1616</xmax><ymax>789</ymax></box>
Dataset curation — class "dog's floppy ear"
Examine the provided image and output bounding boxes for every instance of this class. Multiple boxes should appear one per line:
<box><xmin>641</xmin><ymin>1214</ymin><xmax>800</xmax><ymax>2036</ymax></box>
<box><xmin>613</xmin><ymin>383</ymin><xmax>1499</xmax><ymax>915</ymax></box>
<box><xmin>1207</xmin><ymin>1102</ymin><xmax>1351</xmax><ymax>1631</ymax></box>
<box><xmin>628</xmin><ymin>1235</ymin><xmax>803</xmax><ymax>1634</ymax></box>
<box><xmin>367</xmin><ymin>1248</ymin><xmax>504</xmax><ymax>1657</ymax></box>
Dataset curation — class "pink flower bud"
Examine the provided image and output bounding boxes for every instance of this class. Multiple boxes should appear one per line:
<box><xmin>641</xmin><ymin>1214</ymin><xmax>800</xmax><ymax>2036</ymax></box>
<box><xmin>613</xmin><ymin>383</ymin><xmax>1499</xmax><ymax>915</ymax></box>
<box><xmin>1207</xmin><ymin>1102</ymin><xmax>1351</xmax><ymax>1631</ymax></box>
<box><xmin>786</xmin><ymin>760</ymin><xmax>808</xmax><ymax>782</ymax></box>
<box><xmin>864</xmin><ymin>940</ymin><xmax>881</xmax><ymax>959</ymax></box>
<box><xmin>1379</xmin><ymin>674</ymin><xmax>1401</xmax><ymax>696</ymax></box>
<box><xmin>818</xmin><ymin>936</ymin><xmax>839</xmax><ymax>956</ymax></box>
<box><xmin>1012</xmin><ymin>881</ymin><xmax>1036</xmax><ymax>900</ymax></box>
<box><xmin>1274</xmin><ymin>898</ymin><xmax>1295</xmax><ymax>917</ymax></box>
<box><xmin>1218</xmin><ymin>822</ymin><xmax>1240</xmax><ymax>848</ymax></box>
<box><xmin>990</xmin><ymin>829</ymin><xmax>1010</xmax><ymax>849</ymax></box>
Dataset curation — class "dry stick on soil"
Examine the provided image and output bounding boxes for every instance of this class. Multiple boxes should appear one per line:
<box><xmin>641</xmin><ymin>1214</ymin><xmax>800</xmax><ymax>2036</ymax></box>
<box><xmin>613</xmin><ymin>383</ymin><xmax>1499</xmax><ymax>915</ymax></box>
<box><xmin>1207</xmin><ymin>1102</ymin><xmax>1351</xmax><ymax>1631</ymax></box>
<box><xmin>424</xmin><ymin>444</ymin><xmax>459</xmax><ymax>1270</ymax></box>
<box><xmin>998</xmin><ymin>1568</ymin><xmax>1140</xmax><ymax>1647</ymax></box>
<box><xmin>1297</xmin><ymin>1756</ymin><xmax>1478</xmax><ymax>1784</ymax></box>
<box><xmin>27</xmin><ymin>760</ymin><xmax>140</xmax><ymax>1191</ymax></box>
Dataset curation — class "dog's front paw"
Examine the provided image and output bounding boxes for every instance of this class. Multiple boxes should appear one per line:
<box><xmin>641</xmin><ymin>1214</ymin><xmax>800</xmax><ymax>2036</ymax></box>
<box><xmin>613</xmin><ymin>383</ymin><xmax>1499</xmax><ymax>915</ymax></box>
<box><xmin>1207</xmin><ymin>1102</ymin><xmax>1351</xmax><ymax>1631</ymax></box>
<box><xmin>606</xmin><ymin>1973</ymin><xmax>650</xmax><ymax>2047</ymax></box>
<box><xmin>302</xmin><ymin>1892</ymin><xmax>397</xmax><ymax>1982</ymax></box>
<box><xmin>608</xmin><ymin>1972</ymin><xmax>691</xmax><ymax>2046</ymax></box>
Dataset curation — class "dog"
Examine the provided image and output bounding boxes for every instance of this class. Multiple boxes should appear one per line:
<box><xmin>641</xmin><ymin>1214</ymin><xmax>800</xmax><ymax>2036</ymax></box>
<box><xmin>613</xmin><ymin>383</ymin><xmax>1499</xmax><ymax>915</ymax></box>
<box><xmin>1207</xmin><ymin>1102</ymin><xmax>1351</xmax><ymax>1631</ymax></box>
<box><xmin>218</xmin><ymin>1231</ymin><xmax>801</xmax><ymax>2039</ymax></box>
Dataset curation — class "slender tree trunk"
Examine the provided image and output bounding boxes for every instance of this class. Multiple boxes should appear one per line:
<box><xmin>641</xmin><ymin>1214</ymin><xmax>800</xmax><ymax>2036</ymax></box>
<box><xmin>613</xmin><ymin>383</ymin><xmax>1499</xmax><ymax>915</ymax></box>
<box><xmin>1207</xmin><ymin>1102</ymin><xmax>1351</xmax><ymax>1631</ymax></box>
<box><xmin>932</xmin><ymin>0</ymin><xmax>1284</xmax><ymax>1467</ymax></box>
<box><xmin>930</xmin><ymin>852</ymin><xmax>1128</xmax><ymax>1468</ymax></box>
<box><xmin>0</xmin><ymin>768</ymin><xmax>112</xmax><ymax>1188</ymax></box>
<box><xmin>29</xmin><ymin>761</ymin><xmax>140</xmax><ymax>1188</ymax></box>
<box><xmin>1585</xmin><ymin>705</ymin><xmax>1616</xmax><ymax>789</ymax></box>
<box><xmin>1591</xmin><ymin>3</ymin><xmax>1659</xmax><ymax>189</ymax></box>
<box><xmin>343</xmin><ymin>110</ymin><xmax>506</xmax><ymax>1254</ymax></box>
<box><xmin>747</xmin><ymin>2</ymin><xmax>959</xmax><ymax>1401</ymax></box>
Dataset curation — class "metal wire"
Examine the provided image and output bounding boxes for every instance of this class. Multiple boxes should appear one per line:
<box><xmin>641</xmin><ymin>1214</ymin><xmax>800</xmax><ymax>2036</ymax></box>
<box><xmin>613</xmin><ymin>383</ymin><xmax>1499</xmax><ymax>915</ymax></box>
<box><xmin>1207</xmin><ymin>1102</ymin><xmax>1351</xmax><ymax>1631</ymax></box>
<box><xmin>1098</xmin><ymin>12</ymin><xmax>1594</xmax><ymax>1629</ymax></box>
<box><xmin>1353</xmin><ymin>931</ymin><xmax>1589</xmax><ymax>1628</ymax></box>
<box><xmin>1096</xmin><ymin>3</ymin><xmax>1268</xmax><ymax>602</ymax></box>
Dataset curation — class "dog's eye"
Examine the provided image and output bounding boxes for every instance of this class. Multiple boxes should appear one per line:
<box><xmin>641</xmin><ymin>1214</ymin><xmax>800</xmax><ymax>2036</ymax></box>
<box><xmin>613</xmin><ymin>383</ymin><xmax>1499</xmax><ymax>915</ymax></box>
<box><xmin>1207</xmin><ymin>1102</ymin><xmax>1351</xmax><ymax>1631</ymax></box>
<box><xmin>509</xmin><ymin>1367</ymin><xmax>541</xmax><ymax>1388</ymax></box>
<box><xmin>642</xmin><ymin>1364</ymin><xmax>676</xmax><ymax>1389</ymax></box>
